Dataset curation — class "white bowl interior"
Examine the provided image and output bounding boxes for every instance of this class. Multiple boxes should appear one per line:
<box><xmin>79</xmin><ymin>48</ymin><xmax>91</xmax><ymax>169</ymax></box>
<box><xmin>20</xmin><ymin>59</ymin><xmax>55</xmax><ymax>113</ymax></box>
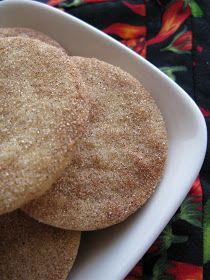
<box><xmin>0</xmin><ymin>1</ymin><xmax>207</xmax><ymax>280</ymax></box>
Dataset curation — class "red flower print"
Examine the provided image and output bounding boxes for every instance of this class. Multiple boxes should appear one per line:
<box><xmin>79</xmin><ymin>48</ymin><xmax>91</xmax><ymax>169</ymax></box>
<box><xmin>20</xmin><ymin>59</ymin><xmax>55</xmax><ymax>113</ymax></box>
<box><xmin>125</xmin><ymin>262</ymin><xmax>143</xmax><ymax>279</ymax></box>
<box><xmin>173</xmin><ymin>31</ymin><xmax>192</xmax><ymax>50</ymax></box>
<box><xmin>147</xmin><ymin>240</ymin><xmax>160</xmax><ymax>254</ymax></box>
<box><xmin>123</xmin><ymin>1</ymin><xmax>146</xmax><ymax>16</ymax></box>
<box><xmin>103</xmin><ymin>23</ymin><xmax>146</xmax><ymax>40</ymax></box>
<box><xmin>189</xmin><ymin>178</ymin><xmax>202</xmax><ymax>210</ymax></box>
<box><xmin>121</xmin><ymin>37</ymin><xmax>147</xmax><ymax>58</ymax></box>
<box><xmin>161</xmin><ymin>28</ymin><xmax>192</xmax><ymax>54</ymax></box>
<box><xmin>147</xmin><ymin>0</ymin><xmax>190</xmax><ymax>46</ymax></box>
<box><xmin>167</xmin><ymin>261</ymin><xmax>203</xmax><ymax>280</ymax></box>
<box><xmin>200</xmin><ymin>106</ymin><xmax>210</xmax><ymax>117</ymax></box>
<box><xmin>197</xmin><ymin>45</ymin><xmax>203</xmax><ymax>52</ymax></box>
<box><xmin>48</xmin><ymin>0</ymin><xmax>63</xmax><ymax>5</ymax></box>
<box><xmin>190</xmin><ymin>177</ymin><xmax>202</xmax><ymax>198</ymax></box>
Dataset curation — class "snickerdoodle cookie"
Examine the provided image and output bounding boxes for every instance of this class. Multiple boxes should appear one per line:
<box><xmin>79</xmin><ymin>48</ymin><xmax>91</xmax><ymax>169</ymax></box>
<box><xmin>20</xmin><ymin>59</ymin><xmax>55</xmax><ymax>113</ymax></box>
<box><xmin>0</xmin><ymin>39</ymin><xmax>89</xmax><ymax>215</ymax></box>
<box><xmin>0</xmin><ymin>210</ymin><xmax>81</xmax><ymax>280</ymax></box>
<box><xmin>24</xmin><ymin>57</ymin><xmax>167</xmax><ymax>230</ymax></box>
<box><xmin>0</xmin><ymin>27</ymin><xmax>64</xmax><ymax>49</ymax></box>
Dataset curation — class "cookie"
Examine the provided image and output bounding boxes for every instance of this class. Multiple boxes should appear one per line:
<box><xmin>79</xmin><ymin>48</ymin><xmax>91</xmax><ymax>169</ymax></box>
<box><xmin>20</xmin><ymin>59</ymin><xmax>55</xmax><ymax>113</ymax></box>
<box><xmin>0</xmin><ymin>210</ymin><xmax>80</xmax><ymax>280</ymax></box>
<box><xmin>0</xmin><ymin>27</ymin><xmax>64</xmax><ymax>50</ymax></box>
<box><xmin>23</xmin><ymin>57</ymin><xmax>167</xmax><ymax>230</ymax></box>
<box><xmin>0</xmin><ymin>39</ymin><xmax>89</xmax><ymax>214</ymax></box>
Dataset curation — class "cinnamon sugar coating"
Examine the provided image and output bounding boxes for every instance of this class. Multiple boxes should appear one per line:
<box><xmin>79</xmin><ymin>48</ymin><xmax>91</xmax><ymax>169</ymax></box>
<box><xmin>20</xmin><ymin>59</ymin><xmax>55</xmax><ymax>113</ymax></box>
<box><xmin>23</xmin><ymin>57</ymin><xmax>167</xmax><ymax>231</ymax></box>
<box><xmin>0</xmin><ymin>210</ymin><xmax>80</xmax><ymax>280</ymax></box>
<box><xmin>0</xmin><ymin>27</ymin><xmax>64</xmax><ymax>50</ymax></box>
<box><xmin>0</xmin><ymin>39</ymin><xmax>90</xmax><ymax>214</ymax></box>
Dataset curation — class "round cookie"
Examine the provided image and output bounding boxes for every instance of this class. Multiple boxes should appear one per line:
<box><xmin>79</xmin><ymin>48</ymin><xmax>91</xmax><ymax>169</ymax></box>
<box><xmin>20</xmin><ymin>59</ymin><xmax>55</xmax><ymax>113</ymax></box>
<box><xmin>0</xmin><ymin>39</ymin><xmax>89</xmax><ymax>215</ymax></box>
<box><xmin>0</xmin><ymin>27</ymin><xmax>64</xmax><ymax>50</ymax></box>
<box><xmin>23</xmin><ymin>57</ymin><xmax>167</xmax><ymax>231</ymax></box>
<box><xmin>0</xmin><ymin>210</ymin><xmax>81</xmax><ymax>280</ymax></box>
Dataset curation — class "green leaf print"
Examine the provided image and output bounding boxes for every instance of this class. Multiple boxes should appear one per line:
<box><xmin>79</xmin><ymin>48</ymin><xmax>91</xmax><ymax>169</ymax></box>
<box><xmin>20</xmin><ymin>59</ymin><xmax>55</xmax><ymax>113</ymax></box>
<box><xmin>175</xmin><ymin>196</ymin><xmax>202</xmax><ymax>228</ymax></box>
<box><xmin>59</xmin><ymin>0</ymin><xmax>82</xmax><ymax>8</ymax></box>
<box><xmin>152</xmin><ymin>257</ymin><xmax>175</xmax><ymax>280</ymax></box>
<box><xmin>183</xmin><ymin>0</ymin><xmax>204</xmax><ymax>17</ymax></box>
<box><xmin>160</xmin><ymin>66</ymin><xmax>187</xmax><ymax>81</ymax></box>
<box><xmin>191</xmin><ymin>0</ymin><xmax>204</xmax><ymax>17</ymax></box>
<box><xmin>160</xmin><ymin>225</ymin><xmax>188</xmax><ymax>252</ymax></box>
<box><xmin>204</xmin><ymin>198</ymin><xmax>210</xmax><ymax>264</ymax></box>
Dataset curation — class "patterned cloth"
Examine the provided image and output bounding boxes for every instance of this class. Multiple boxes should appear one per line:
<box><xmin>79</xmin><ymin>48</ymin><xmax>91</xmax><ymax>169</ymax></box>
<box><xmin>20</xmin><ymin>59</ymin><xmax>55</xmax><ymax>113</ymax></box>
<box><xmin>38</xmin><ymin>0</ymin><xmax>210</xmax><ymax>278</ymax></box>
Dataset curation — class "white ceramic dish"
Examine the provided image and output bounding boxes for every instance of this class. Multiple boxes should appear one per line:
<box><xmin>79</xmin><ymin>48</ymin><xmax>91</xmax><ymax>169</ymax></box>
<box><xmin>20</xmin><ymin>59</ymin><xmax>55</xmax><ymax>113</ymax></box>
<box><xmin>0</xmin><ymin>1</ymin><xmax>207</xmax><ymax>279</ymax></box>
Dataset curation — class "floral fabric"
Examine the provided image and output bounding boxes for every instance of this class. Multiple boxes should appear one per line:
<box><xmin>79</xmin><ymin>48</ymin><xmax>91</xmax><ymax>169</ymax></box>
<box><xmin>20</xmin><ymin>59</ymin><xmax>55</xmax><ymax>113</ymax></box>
<box><xmin>36</xmin><ymin>0</ymin><xmax>210</xmax><ymax>278</ymax></box>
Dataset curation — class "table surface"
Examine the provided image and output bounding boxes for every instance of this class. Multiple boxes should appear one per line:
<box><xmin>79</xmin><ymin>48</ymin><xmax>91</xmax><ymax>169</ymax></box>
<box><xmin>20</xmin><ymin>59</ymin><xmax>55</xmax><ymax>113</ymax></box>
<box><xmin>17</xmin><ymin>0</ymin><xmax>210</xmax><ymax>279</ymax></box>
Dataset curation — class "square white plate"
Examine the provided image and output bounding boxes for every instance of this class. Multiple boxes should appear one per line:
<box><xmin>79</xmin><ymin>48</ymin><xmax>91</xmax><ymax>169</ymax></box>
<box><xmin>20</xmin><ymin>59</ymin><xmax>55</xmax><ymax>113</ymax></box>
<box><xmin>0</xmin><ymin>1</ymin><xmax>207</xmax><ymax>279</ymax></box>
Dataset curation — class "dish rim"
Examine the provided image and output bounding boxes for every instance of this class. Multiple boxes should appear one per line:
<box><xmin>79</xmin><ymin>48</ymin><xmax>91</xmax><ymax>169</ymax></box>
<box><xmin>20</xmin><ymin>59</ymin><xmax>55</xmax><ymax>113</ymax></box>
<box><xmin>0</xmin><ymin>1</ymin><xmax>207</xmax><ymax>279</ymax></box>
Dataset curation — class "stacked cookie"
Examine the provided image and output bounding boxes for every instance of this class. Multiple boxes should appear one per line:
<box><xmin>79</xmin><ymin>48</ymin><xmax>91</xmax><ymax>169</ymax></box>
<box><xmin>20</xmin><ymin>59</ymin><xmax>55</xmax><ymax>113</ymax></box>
<box><xmin>0</xmin><ymin>28</ymin><xmax>167</xmax><ymax>280</ymax></box>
